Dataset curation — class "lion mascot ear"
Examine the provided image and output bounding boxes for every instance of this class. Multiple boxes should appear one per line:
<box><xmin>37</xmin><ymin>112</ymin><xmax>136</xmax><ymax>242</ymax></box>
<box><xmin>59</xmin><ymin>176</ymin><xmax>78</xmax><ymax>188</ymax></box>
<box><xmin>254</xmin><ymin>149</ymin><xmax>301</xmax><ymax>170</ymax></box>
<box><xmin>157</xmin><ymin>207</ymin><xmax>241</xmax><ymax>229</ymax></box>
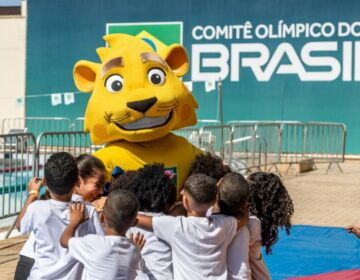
<box><xmin>73</xmin><ymin>60</ymin><xmax>100</xmax><ymax>93</ymax></box>
<box><xmin>161</xmin><ymin>44</ymin><xmax>189</xmax><ymax>77</ymax></box>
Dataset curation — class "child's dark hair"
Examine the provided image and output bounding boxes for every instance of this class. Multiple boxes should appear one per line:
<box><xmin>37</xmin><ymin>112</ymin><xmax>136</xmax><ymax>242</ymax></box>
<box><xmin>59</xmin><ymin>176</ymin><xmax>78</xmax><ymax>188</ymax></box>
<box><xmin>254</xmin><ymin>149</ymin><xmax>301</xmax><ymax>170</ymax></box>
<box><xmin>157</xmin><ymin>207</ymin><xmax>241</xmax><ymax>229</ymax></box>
<box><xmin>184</xmin><ymin>174</ymin><xmax>217</xmax><ymax>205</ymax></box>
<box><xmin>44</xmin><ymin>152</ymin><xmax>78</xmax><ymax>195</ymax></box>
<box><xmin>76</xmin><ymin>154</ymin><xmax>105</xmax><ymax>186</ymax></box>
<box><xmin>103</xmin><ymin>189</ymin><xmax>139</xmax><ymax>233</ymax></box>
<box><xmin>218</xmin><ymin>172</ymin><xmax>250</xmax><ymax>216</ymax></box>
<box><xmin>190</xmin><ymin>152</ymin><xmax>231</xmax><ymax>182</ymax></box>
<box><xmin>247</xmin><ymin>172</ymin><xmax>294</xmax><ymax>255</ymax></box>
<box><xmin>110</xmin><ymin>164</ymin><xmax>176</xmax><ymax>213</ymax></box>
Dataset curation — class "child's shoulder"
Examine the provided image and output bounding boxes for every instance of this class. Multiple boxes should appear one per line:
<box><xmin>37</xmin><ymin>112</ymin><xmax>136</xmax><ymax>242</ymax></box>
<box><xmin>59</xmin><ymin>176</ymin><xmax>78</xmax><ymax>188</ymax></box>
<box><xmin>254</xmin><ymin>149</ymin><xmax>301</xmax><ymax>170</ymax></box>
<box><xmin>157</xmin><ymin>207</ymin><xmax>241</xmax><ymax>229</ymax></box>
<box><xmin>210</xmin><ymin>213</ymin><xmax>237</xmax><ymax>224</ymax></box>
<box><xmin>27</xmin><ymin>199</ymin><xmax>49</xmax><ymax>212</ymax></box>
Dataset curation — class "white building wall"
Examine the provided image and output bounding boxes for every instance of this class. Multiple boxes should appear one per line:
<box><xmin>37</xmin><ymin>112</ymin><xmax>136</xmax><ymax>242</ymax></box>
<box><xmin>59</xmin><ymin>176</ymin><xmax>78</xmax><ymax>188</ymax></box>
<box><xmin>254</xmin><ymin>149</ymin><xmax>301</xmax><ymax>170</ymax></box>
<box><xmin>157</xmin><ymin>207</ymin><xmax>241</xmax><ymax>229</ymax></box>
<box><xmin>0</xmin><ymin>1</ymin><xmax>26</xmax><ymax>132</ymax></box>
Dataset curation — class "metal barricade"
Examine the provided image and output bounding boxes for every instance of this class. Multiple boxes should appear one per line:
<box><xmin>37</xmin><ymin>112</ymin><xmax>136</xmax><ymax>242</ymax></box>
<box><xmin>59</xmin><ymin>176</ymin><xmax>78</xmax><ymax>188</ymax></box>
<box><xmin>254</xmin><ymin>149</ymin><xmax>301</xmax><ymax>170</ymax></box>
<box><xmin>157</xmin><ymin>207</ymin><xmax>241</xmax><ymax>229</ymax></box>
<box><xmin>255</xmin><ymin>123</ymin><xmax>282</xmax><ymax>170</ymax></box>
<box><xmin>229</xmin><ymin>124</ymin><xmax>257</xmax><ymax>172</ymax></box>
<box><xmin>196</xmin><ymin>119</ymin><xmax>221</xmax><ymax>128</ymax></box>
<box><xmin>278</xmin><ymin>122</ymin><xmax>306</xmax><ymax>165</ymax></box>
<box><xmin>304</xmin><ymin>122</ymin><xmax>346</xmax><ymax>173</ymax></box>
<box><xmin>198</xmin><ymin>125</ymin><xmax>232</xmax><ymax>163</ymax></box>
<box><xmin>72</xmin><ymin>117</ymin><xmax>85</xmax><ymax>131</ymax></box>
<box><xmin>173</xmin><ymin>127</ymin><xmax>201</xmax><ymax>147</ymax></box>
<box><xmin>1</xmin><ymin>117</ymin><xmax>72</xmax><ymax>136</ymax></box>
<box><xmin>0</xmin><ymin>133</ymin><xmax>36</xmax><ymax>220</ymax></box>
<box><xmin>35</xmin><ymin>131</ymin><xmax>102</xmax><ymax>177</ymax></box>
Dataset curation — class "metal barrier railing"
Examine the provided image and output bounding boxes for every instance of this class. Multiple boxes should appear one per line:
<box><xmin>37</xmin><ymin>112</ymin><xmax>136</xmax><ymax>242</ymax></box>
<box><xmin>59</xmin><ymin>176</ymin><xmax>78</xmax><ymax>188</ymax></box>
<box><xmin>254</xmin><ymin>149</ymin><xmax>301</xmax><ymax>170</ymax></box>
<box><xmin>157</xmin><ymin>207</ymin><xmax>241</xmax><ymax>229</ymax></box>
<box><xmin>35</xmin><ymin>131</ymin><xmax>102</xmax><ymax>176</ymax></box>
<box><xmin>0</xmin><ymin>121</ymin><xmax>347</xmax><ymax>224</ymax></box>
<box><xmin>1</xmin><ymin>117</ymin><xmax>72</xmax><ymax>136</ymax></box>
<box><xmin>0</xmin><ymin>133</ymin><xmax>36</xmax><ymax>220</ymax></box>
<box><xmin>72</xmin><ymin>117</ymin><xmax>85</xmax><ymax>131</ymax></box>
<box><xmin>173</xmin><ymin>127</ymin><xmax>201</xmax><ymax>147</ymax></box>
<box><xmin>198</xmin><ymin>125</ymin><xmax>232</xmax><ymax>163</ymax></box>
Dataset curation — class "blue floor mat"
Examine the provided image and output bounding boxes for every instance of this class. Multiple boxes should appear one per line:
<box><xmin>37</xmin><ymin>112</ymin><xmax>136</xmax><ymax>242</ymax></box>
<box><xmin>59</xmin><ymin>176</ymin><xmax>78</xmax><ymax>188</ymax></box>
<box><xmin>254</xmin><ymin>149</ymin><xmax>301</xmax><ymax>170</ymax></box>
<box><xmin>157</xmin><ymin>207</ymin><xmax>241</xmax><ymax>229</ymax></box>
<box><xmin>263</xmin><ymin>225</ymin><xmax>360</xmax><ymax>280</ymax></box>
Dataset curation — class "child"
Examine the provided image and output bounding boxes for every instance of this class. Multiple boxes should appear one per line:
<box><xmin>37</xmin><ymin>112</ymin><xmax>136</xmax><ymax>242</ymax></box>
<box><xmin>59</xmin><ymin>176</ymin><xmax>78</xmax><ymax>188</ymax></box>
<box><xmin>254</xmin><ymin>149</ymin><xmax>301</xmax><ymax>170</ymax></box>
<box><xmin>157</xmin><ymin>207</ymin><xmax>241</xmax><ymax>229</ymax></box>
<box><xmin>74</xmin><ymin>154</ymin><xmax>106</xmax><ymax>202</ymax></box>
<box><xmin>246</xmin><ymin>172</ymin><xmax>294</xmax><ymax>280</ymax></box>
<box><xmin>15</xmin><ymin>152</ymin><xmax>103</xmax><ymax>280</ymax></box>
<box><xmin>137</xmin><ymin>173</ymin><xmax>241</xmax><ymax>280</ymax></box>
<box><xmin>111</xmin><ymin>163</ymin><xmax>177</xmax><ymax>280</ymax></box>
<box><xmin>15</xmin><ymin>154</ymin><xmax>106</xmax><ymax>280</ymax></box>
<box><xmin>189</xmin><ymin>152</ymin><xmax>232</xmax><ymax>182</ymax></box>
<box><xmin>212</xmin><ymin>172</ymin><xmax>252</xmax><ymax>280</ymax></box>
<box><xmin>60</xmin><ymin>189</ymin><xmax>144</xmax><ymax>280</ymax></box>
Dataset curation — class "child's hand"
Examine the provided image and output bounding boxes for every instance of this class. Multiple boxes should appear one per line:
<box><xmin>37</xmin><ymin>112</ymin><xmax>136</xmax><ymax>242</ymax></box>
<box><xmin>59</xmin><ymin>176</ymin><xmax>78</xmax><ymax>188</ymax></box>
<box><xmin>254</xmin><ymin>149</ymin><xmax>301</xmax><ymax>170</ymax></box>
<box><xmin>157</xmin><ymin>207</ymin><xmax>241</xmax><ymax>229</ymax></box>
<box><xmin>69</xmin><ymin>202</ymin><xmax>87</xmax><ymax>226</ymax></box>
<box><xmin>346</xmin><ymin>225</ymin><xmax>360</xmax><ymax>238</ymax></box>
<box><xmin>92</xmin><ymin>196</ymin><xmax>107</xmax><ymax>213</ymax></box>
<box><xmin>130</xmin><ymin>232</ymin><xmax>146</xmax><ymax>250</ymax></box>
<box><xmin>28</xmin><ymin>177</ymin><xmax>43</xmax><ymax>192</ymax></box>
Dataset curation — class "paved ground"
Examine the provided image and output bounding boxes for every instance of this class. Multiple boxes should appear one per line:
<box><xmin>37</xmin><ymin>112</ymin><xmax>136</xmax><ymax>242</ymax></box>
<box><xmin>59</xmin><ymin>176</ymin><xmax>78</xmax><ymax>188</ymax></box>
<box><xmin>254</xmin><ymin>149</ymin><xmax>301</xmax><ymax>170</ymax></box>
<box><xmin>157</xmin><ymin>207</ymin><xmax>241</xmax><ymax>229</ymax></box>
<box><xmin>282</xmin><ymin>161</ymin><xmax>360</xmax><ymax>227</ymax></box>
<box><xmin>0</xmin><ymin>161</ymin><xmax>358</xmax><ymax>279</ymax></box>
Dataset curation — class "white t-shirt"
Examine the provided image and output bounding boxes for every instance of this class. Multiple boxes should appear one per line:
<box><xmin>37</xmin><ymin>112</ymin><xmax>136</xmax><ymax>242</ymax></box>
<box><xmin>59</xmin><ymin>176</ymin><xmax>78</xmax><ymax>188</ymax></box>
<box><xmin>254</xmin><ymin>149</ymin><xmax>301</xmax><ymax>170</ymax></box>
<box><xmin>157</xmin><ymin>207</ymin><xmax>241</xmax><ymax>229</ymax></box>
<box><xmin>68</xmin><ymin>234</ymin><xmax>141</xmax><ymax>280</ymax></box>
<box><xmin>128</xmin><ymin>212</ymin><xmax>173</xmax><ymax>280</ymax></box>
<box><xmin>227</xmin><ymin>226</ymin><xmax>251</xmax><ymax>280</ymax></box>
<box><xmin>20</xmin><ymin>198</ymin><xmax>103</xmax><ymax>280</ymax></box>
<box><xmin>153</xmin><ymin>214</ymin><xmax>238</xmax><ymax>280</ymax></box>
<box><xmin>248</xmin><ymin>216</ymin><xmax>271</xmax><ymax>280</ymax></box>
<box><xmin>19</xmin><ymin>193</ymin><xmax>87</xmax><ymax>259</ymax></box>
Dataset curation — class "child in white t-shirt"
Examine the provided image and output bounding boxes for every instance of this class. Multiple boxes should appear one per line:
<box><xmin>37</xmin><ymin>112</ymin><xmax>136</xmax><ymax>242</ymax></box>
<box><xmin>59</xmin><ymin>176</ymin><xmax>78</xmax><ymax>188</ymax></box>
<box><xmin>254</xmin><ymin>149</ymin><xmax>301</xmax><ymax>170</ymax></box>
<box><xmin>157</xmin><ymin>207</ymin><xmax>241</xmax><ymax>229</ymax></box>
<box><xmin>60</xmin><ymin>189</ymin><xmax>144</xmax><ymax>280</ymax></box>
<box><xmin>15</xmin><ymin>152</ymin><xmax>103</xmax><ymax>280</ymax></box>
<box><xmin>213</xmin><ymin>172</ymin><xmax>252</xmax><ymax>280</ymax></box>
<box><xmin>111</xmin><ymin>163</ymin><xmax>177</xmax><ymax>280</ymax></box>
<box><xmin>14</xmin><ymin>154</ymin><xmax>106</xmax><ymax>280</ymax></box>
<box><xmin>137</xmin><ymin>173</ymin><xmax>243</xmax><ymax>280</ymax></box>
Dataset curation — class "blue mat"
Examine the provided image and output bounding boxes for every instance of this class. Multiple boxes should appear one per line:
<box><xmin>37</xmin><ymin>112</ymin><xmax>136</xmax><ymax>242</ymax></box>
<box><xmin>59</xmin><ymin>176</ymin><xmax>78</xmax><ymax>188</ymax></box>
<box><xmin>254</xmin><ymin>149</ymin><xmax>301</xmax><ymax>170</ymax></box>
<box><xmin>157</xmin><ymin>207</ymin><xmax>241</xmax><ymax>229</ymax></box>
<box><xmin>263</xmin><ymin>225</ymin><xmax>360</xmax><ymax>280</ymax></box>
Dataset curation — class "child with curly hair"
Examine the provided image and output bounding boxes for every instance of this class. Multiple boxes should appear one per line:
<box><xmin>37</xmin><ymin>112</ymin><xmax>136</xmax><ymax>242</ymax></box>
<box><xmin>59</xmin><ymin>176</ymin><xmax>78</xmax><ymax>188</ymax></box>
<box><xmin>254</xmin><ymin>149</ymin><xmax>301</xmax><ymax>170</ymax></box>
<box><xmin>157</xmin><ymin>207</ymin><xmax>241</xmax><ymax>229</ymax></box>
<box><xmin>189</xmin><ymin>152</ymin><xmax>232</xmax><ymax>182</ymax></box>
<box><xmin>111</xmin><ymin>163</ymin><xmax>177</xmax><ymax>280</ymax></box>
<box><xmin>215</xmin><ymin>171</ymin><xmax>294</xmax><ymax>280</ymax></box>
<box><xmin>246</xmin><ymin>172</ymin><xmax>294</xmax><ymax>279</ymax></box>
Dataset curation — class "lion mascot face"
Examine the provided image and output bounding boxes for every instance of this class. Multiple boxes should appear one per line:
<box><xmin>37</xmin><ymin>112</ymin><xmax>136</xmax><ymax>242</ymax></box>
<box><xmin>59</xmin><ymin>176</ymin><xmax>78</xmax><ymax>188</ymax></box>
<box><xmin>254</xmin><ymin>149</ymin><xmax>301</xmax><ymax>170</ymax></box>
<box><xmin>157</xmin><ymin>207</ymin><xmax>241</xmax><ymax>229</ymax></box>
<box><xmin>73</xmin><ymin>33</ymin><xmax>198</xmax><ymax>145</ymax></box>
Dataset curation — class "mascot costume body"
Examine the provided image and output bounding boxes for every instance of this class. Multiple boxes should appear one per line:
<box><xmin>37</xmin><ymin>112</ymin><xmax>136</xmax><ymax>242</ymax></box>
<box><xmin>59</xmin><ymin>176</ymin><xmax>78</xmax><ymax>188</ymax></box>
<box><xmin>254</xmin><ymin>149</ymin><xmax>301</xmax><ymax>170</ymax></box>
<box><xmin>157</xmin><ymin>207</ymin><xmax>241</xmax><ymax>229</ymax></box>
<box><xmin>73</xmin><ymin>33</ymin><xmax>201</xmax><ymax>195</ymax></box>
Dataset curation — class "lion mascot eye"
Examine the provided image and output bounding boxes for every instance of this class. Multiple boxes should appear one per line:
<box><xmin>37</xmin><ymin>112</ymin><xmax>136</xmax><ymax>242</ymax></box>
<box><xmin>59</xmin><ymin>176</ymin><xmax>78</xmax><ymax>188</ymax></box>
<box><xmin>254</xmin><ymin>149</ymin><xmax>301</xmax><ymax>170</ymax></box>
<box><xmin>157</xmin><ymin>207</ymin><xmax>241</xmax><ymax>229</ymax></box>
<box><xmin>148</xmin><ymin>68</ymin><xmax>166</xmax><ymax>85</ymax></box>
<box><xmin>105</xmin><ymin>74</ymin><xmax>124</xmax><ymax>93</ymax></box>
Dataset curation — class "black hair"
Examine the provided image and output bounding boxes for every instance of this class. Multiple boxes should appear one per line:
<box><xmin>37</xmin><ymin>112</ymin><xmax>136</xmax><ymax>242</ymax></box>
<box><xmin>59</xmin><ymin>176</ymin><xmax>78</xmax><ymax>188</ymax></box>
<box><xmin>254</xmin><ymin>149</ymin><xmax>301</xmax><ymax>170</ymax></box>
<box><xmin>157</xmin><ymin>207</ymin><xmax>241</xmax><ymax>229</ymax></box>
<box><xmin>218</xmin><ymin>172</ymin><xmax>250</xmax><ymax>216</ymax></box>
<box><xmin>189</xmin><ymin>152</ymin><xmax>231</xmax><ymax>182</ymax></box>
<box><xmin>184</xmin><ymin>174</ymin><xmax>217</xmax><ymax>205</ymax></box>
<box><xmin>247</xmin><ymin>172</ymin><xmax>294</xmax><ymax>255</ymax></box>
<box><xmin>110</xmin><ymin>164</ymin><xmax>176</xmax><ymax>213</ymax></box>
<box><xmin>44</xmin><ymin>152</ymin><xmax>78</xmax><ymax>195</ymax></box>
<box><xmin>76</xmin><ymin>154</ymin><xmax>106</xmax><ymax>187</ymax></box>
<box><xmin>103</xmin><ymin>189</ymin><xmax>139</xmax><ymax>233</ymax></box>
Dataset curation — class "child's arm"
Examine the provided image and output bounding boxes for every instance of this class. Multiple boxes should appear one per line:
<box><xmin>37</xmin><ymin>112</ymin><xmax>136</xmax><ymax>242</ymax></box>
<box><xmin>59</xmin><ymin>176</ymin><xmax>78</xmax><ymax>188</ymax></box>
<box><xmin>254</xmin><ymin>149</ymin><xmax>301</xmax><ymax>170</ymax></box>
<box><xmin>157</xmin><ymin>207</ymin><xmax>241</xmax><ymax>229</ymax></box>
<box><xmin>60</xmin><ymin>203</ymin><xmax>87</xmax><ymax>248</ymax></box>
<box><xmin>136</xmin><ymin>214</ymin><xmax>154</xmax><ymax>231</ymax></box>
<box><xmin>15</xmin><ymin>177</ymin><xmax>42</xmax><ymax>231</ymax></box>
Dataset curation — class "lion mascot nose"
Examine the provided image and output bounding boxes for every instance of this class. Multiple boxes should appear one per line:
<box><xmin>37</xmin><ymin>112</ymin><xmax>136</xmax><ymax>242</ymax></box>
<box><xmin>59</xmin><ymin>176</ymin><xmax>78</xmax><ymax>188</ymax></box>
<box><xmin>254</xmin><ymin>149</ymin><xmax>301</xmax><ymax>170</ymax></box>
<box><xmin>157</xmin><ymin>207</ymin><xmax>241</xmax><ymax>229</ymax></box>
<box><xmin>127</xmin><ymin>97</ymin><xmax>158</xmax><ymax>113</ymax></box>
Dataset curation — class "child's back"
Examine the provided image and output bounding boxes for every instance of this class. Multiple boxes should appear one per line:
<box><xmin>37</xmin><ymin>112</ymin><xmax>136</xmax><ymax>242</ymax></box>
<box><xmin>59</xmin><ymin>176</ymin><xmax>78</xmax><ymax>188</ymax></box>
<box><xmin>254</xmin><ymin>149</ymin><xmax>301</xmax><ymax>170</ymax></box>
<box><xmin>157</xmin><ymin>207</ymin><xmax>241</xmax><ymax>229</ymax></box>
<box><xmin>112</xmin><ymin>164</ymin><xmax>176</xmax><ymax>280</ymax></box>
<box><xmin>138</xmin><ymin>174</ymin><xmax>238</xmax><ymax>280</ymax></box>
<box><xmin>21</xmin><ymin>199</ymin><xmax>101</xmax><ymax>279</ymax></box>
<box><xmin>153</xmin><ymin>213</ymin><xmax>237</xmax><ymax>279</ymax></box>
<box><xmin>68</xmin><ymin>234</ymin><xmax>139</xmax><ymax>280</ymax></box>
<box><xmin>17</xmin><ymin>152</ymin><xmax>103</xmax><ymax>280</ymax></box>
<box><xmin>61</xmin><ymin>189</ymin><xmax>142</xmax><ymax>280</ymax></box>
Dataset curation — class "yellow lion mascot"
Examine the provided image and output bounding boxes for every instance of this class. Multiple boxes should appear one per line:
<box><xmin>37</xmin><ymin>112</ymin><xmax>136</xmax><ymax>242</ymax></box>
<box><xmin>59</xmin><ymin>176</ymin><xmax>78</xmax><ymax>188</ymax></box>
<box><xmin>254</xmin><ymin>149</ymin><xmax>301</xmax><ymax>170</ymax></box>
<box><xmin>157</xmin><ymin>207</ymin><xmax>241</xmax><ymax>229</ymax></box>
<box><xmin>73</xmin><ymin>33</ymin><xmax>201</xmax><ymax>194</ymax></box>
